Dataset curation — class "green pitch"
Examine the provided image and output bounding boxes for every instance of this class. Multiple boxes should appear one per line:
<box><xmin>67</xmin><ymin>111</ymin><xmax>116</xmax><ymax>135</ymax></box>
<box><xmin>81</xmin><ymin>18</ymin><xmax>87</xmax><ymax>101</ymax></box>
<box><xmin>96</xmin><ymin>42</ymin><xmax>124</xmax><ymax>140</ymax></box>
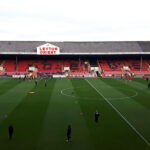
<box><xmin>0</xmin><ymin>78</ymin><xmax>150</xmax><ymax>150</ymax></box>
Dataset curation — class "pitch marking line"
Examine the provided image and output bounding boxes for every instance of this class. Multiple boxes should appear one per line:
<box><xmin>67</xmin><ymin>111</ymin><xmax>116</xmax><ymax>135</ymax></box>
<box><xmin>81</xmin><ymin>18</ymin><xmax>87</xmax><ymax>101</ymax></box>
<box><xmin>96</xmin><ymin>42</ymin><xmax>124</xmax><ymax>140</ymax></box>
<box><xmin>61</xmin><ymin>87</ymin><xmax>77</xmax><ymax>98</ymax></box>
<box><xmin>61</xmin><ymin>87</ymin><xmax>138</xmax><ymax>101</ymax></box>
<box><xmin>60</xmin><ymin>87</ymin><xmax>99</xmax><ymax>101</ymax></box>
<box><xmin>85</xmin><ymin>78</ymin><xmax>150</xmax><ymax>147</ymax></box>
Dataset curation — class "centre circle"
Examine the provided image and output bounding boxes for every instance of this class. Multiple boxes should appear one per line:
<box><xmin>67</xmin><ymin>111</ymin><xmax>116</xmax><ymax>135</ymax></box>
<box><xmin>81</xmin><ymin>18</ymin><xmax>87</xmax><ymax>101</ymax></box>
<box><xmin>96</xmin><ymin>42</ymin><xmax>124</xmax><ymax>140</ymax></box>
<box><xmin>61</xmin><ymin>87</ymin><xmax>138</xmax><ymax>101</ymax></box>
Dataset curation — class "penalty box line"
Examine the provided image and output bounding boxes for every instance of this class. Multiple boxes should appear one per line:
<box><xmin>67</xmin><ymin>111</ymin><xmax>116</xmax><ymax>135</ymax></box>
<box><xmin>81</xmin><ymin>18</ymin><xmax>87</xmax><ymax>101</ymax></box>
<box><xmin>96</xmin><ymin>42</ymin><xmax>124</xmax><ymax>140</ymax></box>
<box><xmin>85</xmin><ymin>78</ymin><xmax>150</xmax><ymax>147</ymax></box>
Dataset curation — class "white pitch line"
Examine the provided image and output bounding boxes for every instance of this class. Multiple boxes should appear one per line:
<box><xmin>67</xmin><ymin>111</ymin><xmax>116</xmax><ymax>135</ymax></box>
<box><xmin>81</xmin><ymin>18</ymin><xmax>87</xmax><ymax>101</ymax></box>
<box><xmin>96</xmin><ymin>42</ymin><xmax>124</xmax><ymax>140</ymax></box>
<box><xmin>61</xmin><ymin>87</ymin><xmax>77</xmax><ymax>98</ymax></box>
<box><xmin>85</xmin><ymin>78</ymin><xmax>150</xmax><ymax>147</ymax></box>
<box><xmin>61</xmin><ymin>86</ymin><xmax>138</xmax><ymax>101</ymax></box>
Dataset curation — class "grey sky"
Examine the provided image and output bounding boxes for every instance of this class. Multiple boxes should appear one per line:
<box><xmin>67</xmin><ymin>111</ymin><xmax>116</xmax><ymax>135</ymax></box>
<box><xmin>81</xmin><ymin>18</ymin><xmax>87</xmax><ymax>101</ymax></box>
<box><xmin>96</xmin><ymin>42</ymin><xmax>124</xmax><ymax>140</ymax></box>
<box><xmin>0</xmin><ymin>0</ymin><xmax>150</xmax><ymax>41</ymax></box>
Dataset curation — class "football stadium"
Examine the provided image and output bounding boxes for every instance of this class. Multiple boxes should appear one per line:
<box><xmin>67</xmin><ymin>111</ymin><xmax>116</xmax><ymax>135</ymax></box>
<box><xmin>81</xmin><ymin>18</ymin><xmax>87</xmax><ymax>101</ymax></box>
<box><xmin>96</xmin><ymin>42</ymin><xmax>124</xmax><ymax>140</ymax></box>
<box><xmin>0</xmin><ymin>41</ymin><xmax>150</xmax><ymax>150</ymax></box>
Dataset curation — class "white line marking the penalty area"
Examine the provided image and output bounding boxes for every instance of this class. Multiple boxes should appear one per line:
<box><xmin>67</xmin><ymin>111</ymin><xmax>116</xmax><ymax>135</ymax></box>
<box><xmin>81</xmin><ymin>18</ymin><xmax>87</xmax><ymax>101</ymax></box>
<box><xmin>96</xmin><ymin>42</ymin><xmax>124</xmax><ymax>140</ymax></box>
<box><xmin>85</xmin><ymin>78</ymin><xmax>150</xmax><ymax>147</ymax></box>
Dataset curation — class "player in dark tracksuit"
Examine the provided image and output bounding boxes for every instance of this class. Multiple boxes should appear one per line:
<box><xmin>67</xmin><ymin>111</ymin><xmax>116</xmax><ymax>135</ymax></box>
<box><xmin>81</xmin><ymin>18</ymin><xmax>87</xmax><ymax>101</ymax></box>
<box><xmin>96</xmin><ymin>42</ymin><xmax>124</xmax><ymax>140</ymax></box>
<box><xmin>45</xmin><ymin>80</ymin><xmax>47</xmax><ymax>87</ymax></box>
<box><xmin>95</xmin><ymin>110</ymin><xmax>100</xmax><ymax>124</ymax></box>
<box><xmin>146</xmin><ymin>77</ymin><xmax>149</xmax><ymax>82</ymax></box>
<box><xmin>35</xmin><ymin>80</ymin><xmax>37</xmax><ymax>86</ymax></box>
<box><xmin>19</xmin><ymin>77</ymin><xmax>21</xmax><ymax>82</ymax></box>
<box><xmin>148</xmin><ymin>83</ymin><xmax>150</xmax><ymax>89</ymax></box>
<box><xmin>8</xmin><ymin>125</ymin><xmax>14</xmax><ymax>140</ymax></box>
<box><xmin>66</xmin><ymin>125</ymin><xmax>71</xmax><ymax>142</ymax></box>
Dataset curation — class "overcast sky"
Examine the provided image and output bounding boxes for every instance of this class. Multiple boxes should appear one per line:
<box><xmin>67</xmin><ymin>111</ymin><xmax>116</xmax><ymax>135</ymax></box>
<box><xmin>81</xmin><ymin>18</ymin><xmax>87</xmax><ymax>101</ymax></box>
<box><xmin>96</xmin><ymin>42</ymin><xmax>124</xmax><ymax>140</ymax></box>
<box><xmin>0</xmin><ymin>0</ymin><xmax>150</xmax><ymax>41</ymax></box>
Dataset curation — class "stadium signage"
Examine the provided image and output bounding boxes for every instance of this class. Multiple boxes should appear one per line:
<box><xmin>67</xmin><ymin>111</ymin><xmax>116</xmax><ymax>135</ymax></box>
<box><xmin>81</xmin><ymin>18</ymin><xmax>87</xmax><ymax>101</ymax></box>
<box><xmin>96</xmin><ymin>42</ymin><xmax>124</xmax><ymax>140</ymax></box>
<box><xmin>37</xmin><ymin>43</ymin><xmax>60</xmax><ymax>55</ymax></box>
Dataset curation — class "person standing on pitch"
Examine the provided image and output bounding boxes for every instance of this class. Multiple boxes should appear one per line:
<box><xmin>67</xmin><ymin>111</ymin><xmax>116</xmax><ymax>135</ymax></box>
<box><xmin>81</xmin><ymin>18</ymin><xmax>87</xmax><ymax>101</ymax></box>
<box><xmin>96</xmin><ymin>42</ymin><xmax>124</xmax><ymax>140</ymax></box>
<box><xmin>66</xmin><ymin>125</ymin><xmax>71</xmax><ymax>142</ymax></box>
<box><xmin>146</xmin><ymin>77</ymin><xmax>149</xmax><ymax>82</ymax></box>
<box><xmin>95</xmin><ymin>110</ymin><xmax>100</xmax><ymax>124</ymax></box>
<box><xmin>148</xmin><ymin>83</ymin><xmax>150</xmax><ymax>89</ymax></box>
<box><xmin>19</xmin><ymin>76</ymin><xmax>21</xmax><ymax>82</ymax></box>
<box><xmin>44</xmin><ymin>79</ymin><xmax>47</xmax><ymax>87</ymax></box>
<box><xmin>8</xmin><ymin>124</ymin><xmax>14</xmax><ymax>140</ymax></box>
<box><xmin>35</xmin><ymin>80</ymin><xmax>38</xmax><ymax>86</ymax></box>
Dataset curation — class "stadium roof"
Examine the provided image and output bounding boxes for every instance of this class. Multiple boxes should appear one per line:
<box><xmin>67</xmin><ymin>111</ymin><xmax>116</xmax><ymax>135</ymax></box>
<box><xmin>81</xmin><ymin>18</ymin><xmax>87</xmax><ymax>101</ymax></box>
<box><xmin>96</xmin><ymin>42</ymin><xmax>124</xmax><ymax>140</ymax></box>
<box><xmin>0</xmin><ymin>41</ymin><xmax>150</xmax><ymax>55</ymax></box>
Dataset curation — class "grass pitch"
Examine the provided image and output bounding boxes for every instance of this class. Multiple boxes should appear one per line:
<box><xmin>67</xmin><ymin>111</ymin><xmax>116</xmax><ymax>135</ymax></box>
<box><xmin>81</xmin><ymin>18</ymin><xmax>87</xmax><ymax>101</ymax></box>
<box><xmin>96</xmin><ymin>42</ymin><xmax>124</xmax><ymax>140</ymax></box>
<box><xmin>0</xmin><ymin>78</ymin><xmax>150</xmax><ymax>150</ymax></box>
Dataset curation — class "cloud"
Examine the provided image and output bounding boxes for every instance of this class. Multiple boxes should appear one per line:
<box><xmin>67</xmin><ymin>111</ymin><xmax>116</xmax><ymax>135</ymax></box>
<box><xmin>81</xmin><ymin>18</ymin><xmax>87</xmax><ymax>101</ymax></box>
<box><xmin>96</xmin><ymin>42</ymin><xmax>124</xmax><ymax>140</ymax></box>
<box><xmin>0</xmin><ymin>0</ymin><xmax>150</xmax><ymax>41</ymax></box>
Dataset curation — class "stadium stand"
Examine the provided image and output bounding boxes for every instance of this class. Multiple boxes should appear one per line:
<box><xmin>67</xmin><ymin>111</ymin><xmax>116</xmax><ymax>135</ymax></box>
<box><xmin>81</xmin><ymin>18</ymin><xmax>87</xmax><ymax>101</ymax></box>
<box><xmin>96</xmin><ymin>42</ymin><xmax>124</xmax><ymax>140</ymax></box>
<box><xmin>18</xmin><ymin>60</ymin><xmax>34</xmax><ymax>72</ymax></box>
<box><xmin>0</xmin><ymin>41</ymin><xmax>150</xmax><ymax>78</ymax></box>
<box><xmin>1</xmin><ymin>60</ymin><xmax>16</xmax><ymax>72</ymax></box>
<box><xmin>17</xmin><ymin>59</ymin><xmax>62</xmax><ymax>73</ymax></box>
<box><xmin>98</xmin><ymin>58</ymin><xmax>150</xmax><ymax>75</ymax></box>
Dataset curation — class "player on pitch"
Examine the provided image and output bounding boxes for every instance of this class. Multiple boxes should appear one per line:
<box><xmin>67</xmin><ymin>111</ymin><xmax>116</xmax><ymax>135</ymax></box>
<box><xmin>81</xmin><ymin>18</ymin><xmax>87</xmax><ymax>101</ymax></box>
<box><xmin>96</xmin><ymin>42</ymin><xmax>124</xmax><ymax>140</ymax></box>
<box><xmin>35</xmin><ymin>80</ymin><xmax>38</xmax><ymax>86</ymax></box>
<box><xmin>45</xmin><ymin>79</ymin><xmax>47</xmax><ymax>87</ymax></box>
<box><xmin>95</xmin><ymin>110</ymin><xmax>100</xmax><ymax>124</ymax></box>
<box><xmin>66</xmin><ymin>125</ymin><xmax>72</xmax><ymax>142</ymax></box>
<box><xmin>8</xmin><ymin>124</ymin><xmax>14</xmax><ymax>140</ymax></box>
